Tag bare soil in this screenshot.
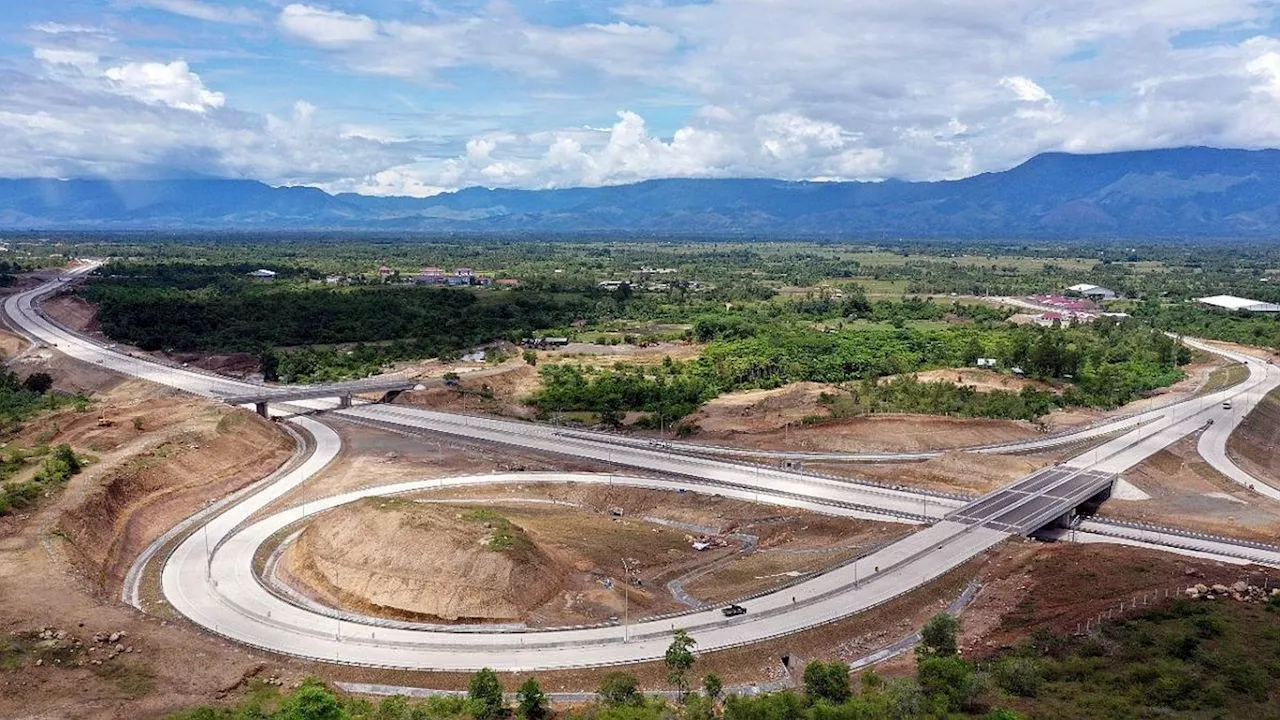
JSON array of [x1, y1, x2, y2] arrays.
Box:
[[892, 368, 1059, 394], [1103, 436, 1280, 542], [280, 482, 908, 627], [1227, 386, 1280, 491], [282, 499, 576, 624], [397, 361, 542, 419], [0, 393, 301, 719], [43, 294, 100, 335], [960, 541, 1277, 657], [824, 452, 1048, 495]]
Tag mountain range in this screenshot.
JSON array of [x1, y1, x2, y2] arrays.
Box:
[[3, 147, 1280, 238]]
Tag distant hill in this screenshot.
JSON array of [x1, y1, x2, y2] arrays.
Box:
[[4, 147, 1280, 237]]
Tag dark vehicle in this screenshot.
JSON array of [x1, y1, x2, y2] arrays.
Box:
[[722, 604, 747, 617]]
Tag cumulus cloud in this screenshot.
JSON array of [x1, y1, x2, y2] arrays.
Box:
[[103, 61, 226, 113], [11, 0, 1280, 192]]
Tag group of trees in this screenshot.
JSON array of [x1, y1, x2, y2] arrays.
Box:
[[0, 443, 84, 516], [531, 317, 1190, 425]]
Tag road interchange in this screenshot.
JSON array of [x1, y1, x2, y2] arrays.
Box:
[[4, 267, 1279, 671]]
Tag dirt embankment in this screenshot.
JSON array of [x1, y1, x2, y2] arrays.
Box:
[[398, 361, 542, 419], [55, 404, 292, 594], [1227, 386, 1280, 490], [1103, 434, 1280, 542], [962, 541, 1277, 657], [282, 499, 567, 623]]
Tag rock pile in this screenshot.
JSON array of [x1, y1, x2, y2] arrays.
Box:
[[12, 626, 142, 668], [1183, 581, 1280, 603]]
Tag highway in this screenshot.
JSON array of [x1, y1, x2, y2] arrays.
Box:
[[4, 268, 1279, 671]]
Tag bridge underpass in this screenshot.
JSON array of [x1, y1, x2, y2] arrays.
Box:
[[224, 378, 421, 417], [947, 466, 1117, 535]]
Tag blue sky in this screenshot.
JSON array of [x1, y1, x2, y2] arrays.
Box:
[[3, 0, 1280, 195]]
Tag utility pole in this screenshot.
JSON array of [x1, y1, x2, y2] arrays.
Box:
[[622, 558, 630, 643]]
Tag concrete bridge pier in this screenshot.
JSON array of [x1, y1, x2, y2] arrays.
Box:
[[254, 401, 269, 418], [338, 394, 352, 409], [381, 389, 404, 404]]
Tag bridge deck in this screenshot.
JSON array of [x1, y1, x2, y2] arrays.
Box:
[[223, 378, 419, 406], [947, 466, 1115, 535]]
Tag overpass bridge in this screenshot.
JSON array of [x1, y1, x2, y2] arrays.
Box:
[[947, 466, 1116, 535], [224, 378, 422, 417]]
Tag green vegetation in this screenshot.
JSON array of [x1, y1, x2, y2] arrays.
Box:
[[468, 668, 505, 720], [462, 509, 532, 553], [168, 596, 1280, 719], [516, 678, 549, 720], [0, 369, 89, 517], [531, 317, 1189, 424], [81, 264, 598, 382], [666, 630, 698, 698], [0, 443, 88, 516], [50, 237, 1274, 409], [1134, 301, 1280, 351]]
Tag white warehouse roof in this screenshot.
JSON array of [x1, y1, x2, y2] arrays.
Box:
[[1197, 295, 1280, 312]]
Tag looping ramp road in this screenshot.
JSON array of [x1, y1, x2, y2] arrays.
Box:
[[5, 265, 1279, 671]]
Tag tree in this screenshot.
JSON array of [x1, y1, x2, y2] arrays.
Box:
[[52, 444, 81, 474], [918, 613, 960, 658], [468, 668, 505, 720], [917, 655, 981, 714], [598, 671, 642, 706], [666, 629, 698, 698], [523, 349, 538, 366], [258, 349, 280, 382], [802, 660, 852, 704], [278, 680, 347, 720], [516, 677, 548, 720], [22, 372, 53, 394], [703, 674, 724, 702], [992, 656, 1043, 697]]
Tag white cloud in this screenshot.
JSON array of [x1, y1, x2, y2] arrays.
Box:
[[1000, 76, 1053, 103], [103, 61, 226, 113], [279, 4, 377, 47], [29, 22, 109, 35], [12, 0, 1280, 192], [129, 0, 258, 25], [33, 48, 100, 70]]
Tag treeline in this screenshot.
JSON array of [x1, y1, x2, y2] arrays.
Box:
[[83, 281, 596, 355], [820, 378, 1060, 422], [530, 319, 1188, 424], [1134, 302, 1280, 351], [170, 597, 1280, 719]]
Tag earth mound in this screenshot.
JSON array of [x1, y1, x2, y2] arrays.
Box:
[[281, 499, 567, 623]]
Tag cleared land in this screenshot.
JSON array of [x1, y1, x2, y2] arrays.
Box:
[[280, 489, 908, 627], [1105, 436, 1280, 542], [1227, 386, 1280, 491]]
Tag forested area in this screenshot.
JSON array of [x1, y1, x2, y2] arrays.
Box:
[[82, 269, 599, 381], [1133, 302, 1280, 351], [530, 318, 1189, 424]]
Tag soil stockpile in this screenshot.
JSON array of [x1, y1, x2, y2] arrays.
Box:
[[282, 499, 566, 623]]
